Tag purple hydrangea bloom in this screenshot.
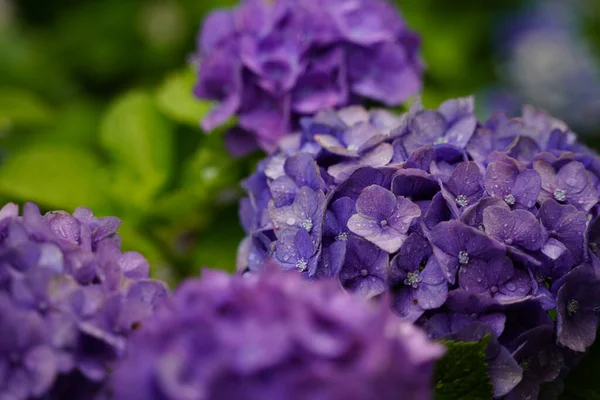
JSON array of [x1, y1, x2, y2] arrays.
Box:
[[439, 161, 485, 216], [534, 158, 598, 212], [399, 97, 477, 157], [347, 185, 420, 253], [238, 98, 600, 397], [110, 268, 444, 400], [505, 326, 564, 400], [0, 202, 168, 399], [194, 0, 422, 153], [485, 153, 541, 209], [553, 265, 600, 352], [389, 232, 447, 322]]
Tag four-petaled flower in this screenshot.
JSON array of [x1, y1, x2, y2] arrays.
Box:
[[347, 185, 420, 253]]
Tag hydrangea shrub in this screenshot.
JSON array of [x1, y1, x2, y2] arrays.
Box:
[[0, 203, 168, 399], [193, 0, 422, 153], [237, 97, 600, 398], [111, 267, 444, 400]]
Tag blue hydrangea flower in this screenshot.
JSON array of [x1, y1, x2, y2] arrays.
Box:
[[194, 0, 422, 154], [238, 98, 600, 397], [0, 203, 168, 399], [110, 268, 444, 400]]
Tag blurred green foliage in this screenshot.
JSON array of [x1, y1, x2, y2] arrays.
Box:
[[0, 0, 524, 281], [0, 0, 247, 282]]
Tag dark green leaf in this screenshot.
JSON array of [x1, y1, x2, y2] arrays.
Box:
[[560, 335, 600, 399], [434, 336, 494, 400]]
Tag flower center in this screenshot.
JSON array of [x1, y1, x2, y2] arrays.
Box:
[[433, 137, 448, 145], [591, 242, 599, 253], [504, 194, 516, 205], [404, 271, 422, 289], [553, 188, 567, 202], [336, 232, 348, 241], [296, 259, 308, 272], [520, 358, 532, 371], [455, 194, 469, 207], [567, 299, 579, 315], [380, 220, 388, 227], [360, 269, 369, 277], [458, 251, 470, 265], [300, 219, 313, 231]]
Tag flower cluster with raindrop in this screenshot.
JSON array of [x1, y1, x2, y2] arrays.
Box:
[[238, 96, 600, 398]]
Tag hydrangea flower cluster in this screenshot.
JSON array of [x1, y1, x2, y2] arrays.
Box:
[[238, 97, 600, 398], [111, 267, 444, 400], [0, 203, 168, 399], [194, 0, 422, 154]]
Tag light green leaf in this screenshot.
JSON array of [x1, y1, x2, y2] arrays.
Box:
[[0, 143, 111, 212], [434, 336, 493, 400], [0, 87, 53, 127], [152, 133, 241, 221], [100, 91, 173, 210], [155, 67, 211, 126]]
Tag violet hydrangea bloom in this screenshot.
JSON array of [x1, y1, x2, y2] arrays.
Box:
[[238, 98, 600, 397], [110, 268, 444, 400], [0, 202, 168, 399], [388, 232, 447, 322], [553, 265, 600, 352], [194, 0, 422, 153], [347, 185, 420, 253]]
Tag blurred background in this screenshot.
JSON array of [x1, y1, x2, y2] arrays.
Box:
[[1, 0, 600, 283]]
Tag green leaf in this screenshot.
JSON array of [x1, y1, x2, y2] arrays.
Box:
[[560, 335, 600, 399], [100, 91, 174, 211], [434, 336, 494, 400], [0, 87, 53, 127], [0, 143, 111, 212], [152, 132, 241, 221], [155, 67, 211, 126], [191, 204, 245, 274]]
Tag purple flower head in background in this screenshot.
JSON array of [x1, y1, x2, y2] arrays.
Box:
[[238, 97, 600, 397], [489, 1, 600, 134], [194, 0, 422, 154], [110, 268, 444, 400], [0, 203, 168, 399]]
